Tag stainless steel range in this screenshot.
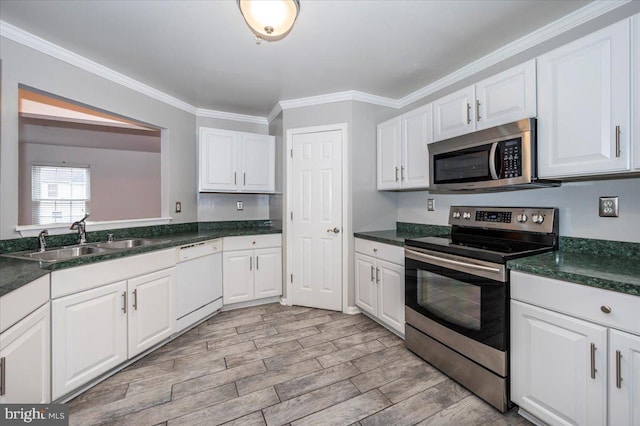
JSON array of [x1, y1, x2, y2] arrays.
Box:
[[404, 206, 559, 412]]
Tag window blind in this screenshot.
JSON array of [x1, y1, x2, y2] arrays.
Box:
[[32, 165, 90, 225]]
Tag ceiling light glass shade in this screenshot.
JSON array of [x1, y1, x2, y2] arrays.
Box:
[[238, 0, 300, 42]]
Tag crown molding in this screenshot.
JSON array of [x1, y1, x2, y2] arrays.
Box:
[[397, 0, 631, 108], [195, 108, 268, 125], [1, 0, 631, 125], [0, 21, 198, 115]]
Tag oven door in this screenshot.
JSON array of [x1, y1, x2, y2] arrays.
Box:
[[405, 247, 507, 351]]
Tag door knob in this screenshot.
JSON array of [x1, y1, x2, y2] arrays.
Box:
[[327, 227, 340, 233]]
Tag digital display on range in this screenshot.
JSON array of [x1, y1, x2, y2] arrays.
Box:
[[475, 211, 512, 223]]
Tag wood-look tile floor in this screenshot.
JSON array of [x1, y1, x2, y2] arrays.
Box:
[[68, 303, 532, 426]]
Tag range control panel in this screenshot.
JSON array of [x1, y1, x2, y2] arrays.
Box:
[[449, 206, 557, 233]]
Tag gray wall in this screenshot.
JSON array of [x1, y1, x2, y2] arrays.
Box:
[[268, 111, 284, 230], [1, 37, 197, 239]]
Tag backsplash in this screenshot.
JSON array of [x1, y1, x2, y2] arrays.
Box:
[[0, 220, 276, 254]]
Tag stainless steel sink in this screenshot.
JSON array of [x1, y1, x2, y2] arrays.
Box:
[[94, 238, 165, 249], [3, 245, 114, 262]]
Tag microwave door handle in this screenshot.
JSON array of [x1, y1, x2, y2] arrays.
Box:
[[489, 142, 500, 180]]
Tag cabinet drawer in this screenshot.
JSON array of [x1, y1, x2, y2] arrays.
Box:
[[223, 234, 281, 251], [355, 238, 404, 265], [511, 271, 640, 335], [0, 275, 50, 334], [51, 249, 176, 298]]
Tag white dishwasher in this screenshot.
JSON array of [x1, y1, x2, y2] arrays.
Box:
[[175, 239, 222, 332]]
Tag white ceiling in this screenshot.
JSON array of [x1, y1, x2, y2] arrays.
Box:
[[0, 0, 592, 117]]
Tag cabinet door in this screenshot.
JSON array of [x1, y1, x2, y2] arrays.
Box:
[[609, 329, 640, 426], [241, 133, 275, 193], [254, 248, 282, 299], [0, 304, 50, 403], [127, 268, 176, 358], [199, 127, 239, 192], [52, 281, 127, 400], [377, 117, 402, 190], [402, 104, 432, 189], [223, 250, 254, 304], [354, 253, 377, 316], [511, 300, 607, 426], [377, 259, 404, 335], [433, 86, 475, 141], [475, 60, 536, 130], [537, 20, 631, 178]]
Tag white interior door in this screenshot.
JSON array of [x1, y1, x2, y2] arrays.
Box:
[[290, 129, 343, 311]]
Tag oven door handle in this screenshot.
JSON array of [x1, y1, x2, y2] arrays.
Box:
[[405, 249, 504, 276]]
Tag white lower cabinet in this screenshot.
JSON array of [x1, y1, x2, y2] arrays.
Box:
[[52, 281, 128, 400], [52, 260, 176, 401], [354, 238, 404, 335], [0, 303, 50, 403], [222, 235, 282, 305], [511, 271, 640, 426]]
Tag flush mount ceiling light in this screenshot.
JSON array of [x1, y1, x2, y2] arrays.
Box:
[[237, 0, 300, 44]]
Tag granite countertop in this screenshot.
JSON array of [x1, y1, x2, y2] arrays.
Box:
[[508, 250, 640, 297], [354, 223, 450, 247], [0, 225, 282, 298]]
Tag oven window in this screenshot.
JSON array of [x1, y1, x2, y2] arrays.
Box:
[[417, 270, 481, 330]]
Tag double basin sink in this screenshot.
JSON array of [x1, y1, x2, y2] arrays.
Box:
[[3, 238, 168, 263]]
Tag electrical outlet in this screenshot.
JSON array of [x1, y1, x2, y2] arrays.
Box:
[[599, 196, 619, 217], [427, 198, 435, 211], [236, 201, 244, 211], [175, 201, 182, 213]]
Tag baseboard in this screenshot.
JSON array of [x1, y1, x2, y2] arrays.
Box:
[[221, 296, 281, 311], [279, 297, 289, 306], [345, 306, 361, 315], [516, 407, 548, 426]]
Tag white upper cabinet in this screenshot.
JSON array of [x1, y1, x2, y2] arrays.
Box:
[[199, 127, 275, 193], [537, 19, 631, 178], [475, 60, 536, 130], [377, 104, 432, 190], [433, 60, 536, 141], [433, 86, 476, 141]]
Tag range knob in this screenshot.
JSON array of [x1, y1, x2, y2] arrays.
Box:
[[516, 213, 528, 223], [463, 211, 472, 220], [452, 211, 461, 219], [531, 213, 545, 224]]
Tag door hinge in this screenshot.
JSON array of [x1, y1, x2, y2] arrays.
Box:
[[290, 211, 293, 221], [290, 274, 293, 283], [290, 149, 293, 158]]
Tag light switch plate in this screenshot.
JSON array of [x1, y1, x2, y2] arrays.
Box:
[[236, 201, 244, 211], [599, 196, 618, 217], [427, 198, 435, 211], [175, 201, 182, 213]]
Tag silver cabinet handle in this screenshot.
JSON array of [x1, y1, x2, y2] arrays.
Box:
[[250, 257, 253, 271], [615, 125, 621, 158], [133, 289, 138, 311], [327, 227, 340, 233], [122, 291, 127, 314], [234, 172, 237, 185], [243, 172, 246, 186], [375, 267, 380, 283], [0, 356, 5, 396], [256, 255, 259, 270], [401, 166, 405, 181], [466, 103, 471, 124], [616, 349, 622, 389], [590, 343, 597, 379], [600, 305, 612, 314], [476, 99, 481, 122], [395, 166, 399, 182], [370, 265, 375, 281]]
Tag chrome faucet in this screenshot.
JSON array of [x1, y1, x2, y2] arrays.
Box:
[[70, 213, 89, 244], [38, 229, 49, 252]]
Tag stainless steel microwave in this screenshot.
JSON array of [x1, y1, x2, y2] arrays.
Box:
[[429, 118, 559, 192]]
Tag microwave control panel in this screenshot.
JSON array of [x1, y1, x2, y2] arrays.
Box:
[[500, 139, 522, 179]]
